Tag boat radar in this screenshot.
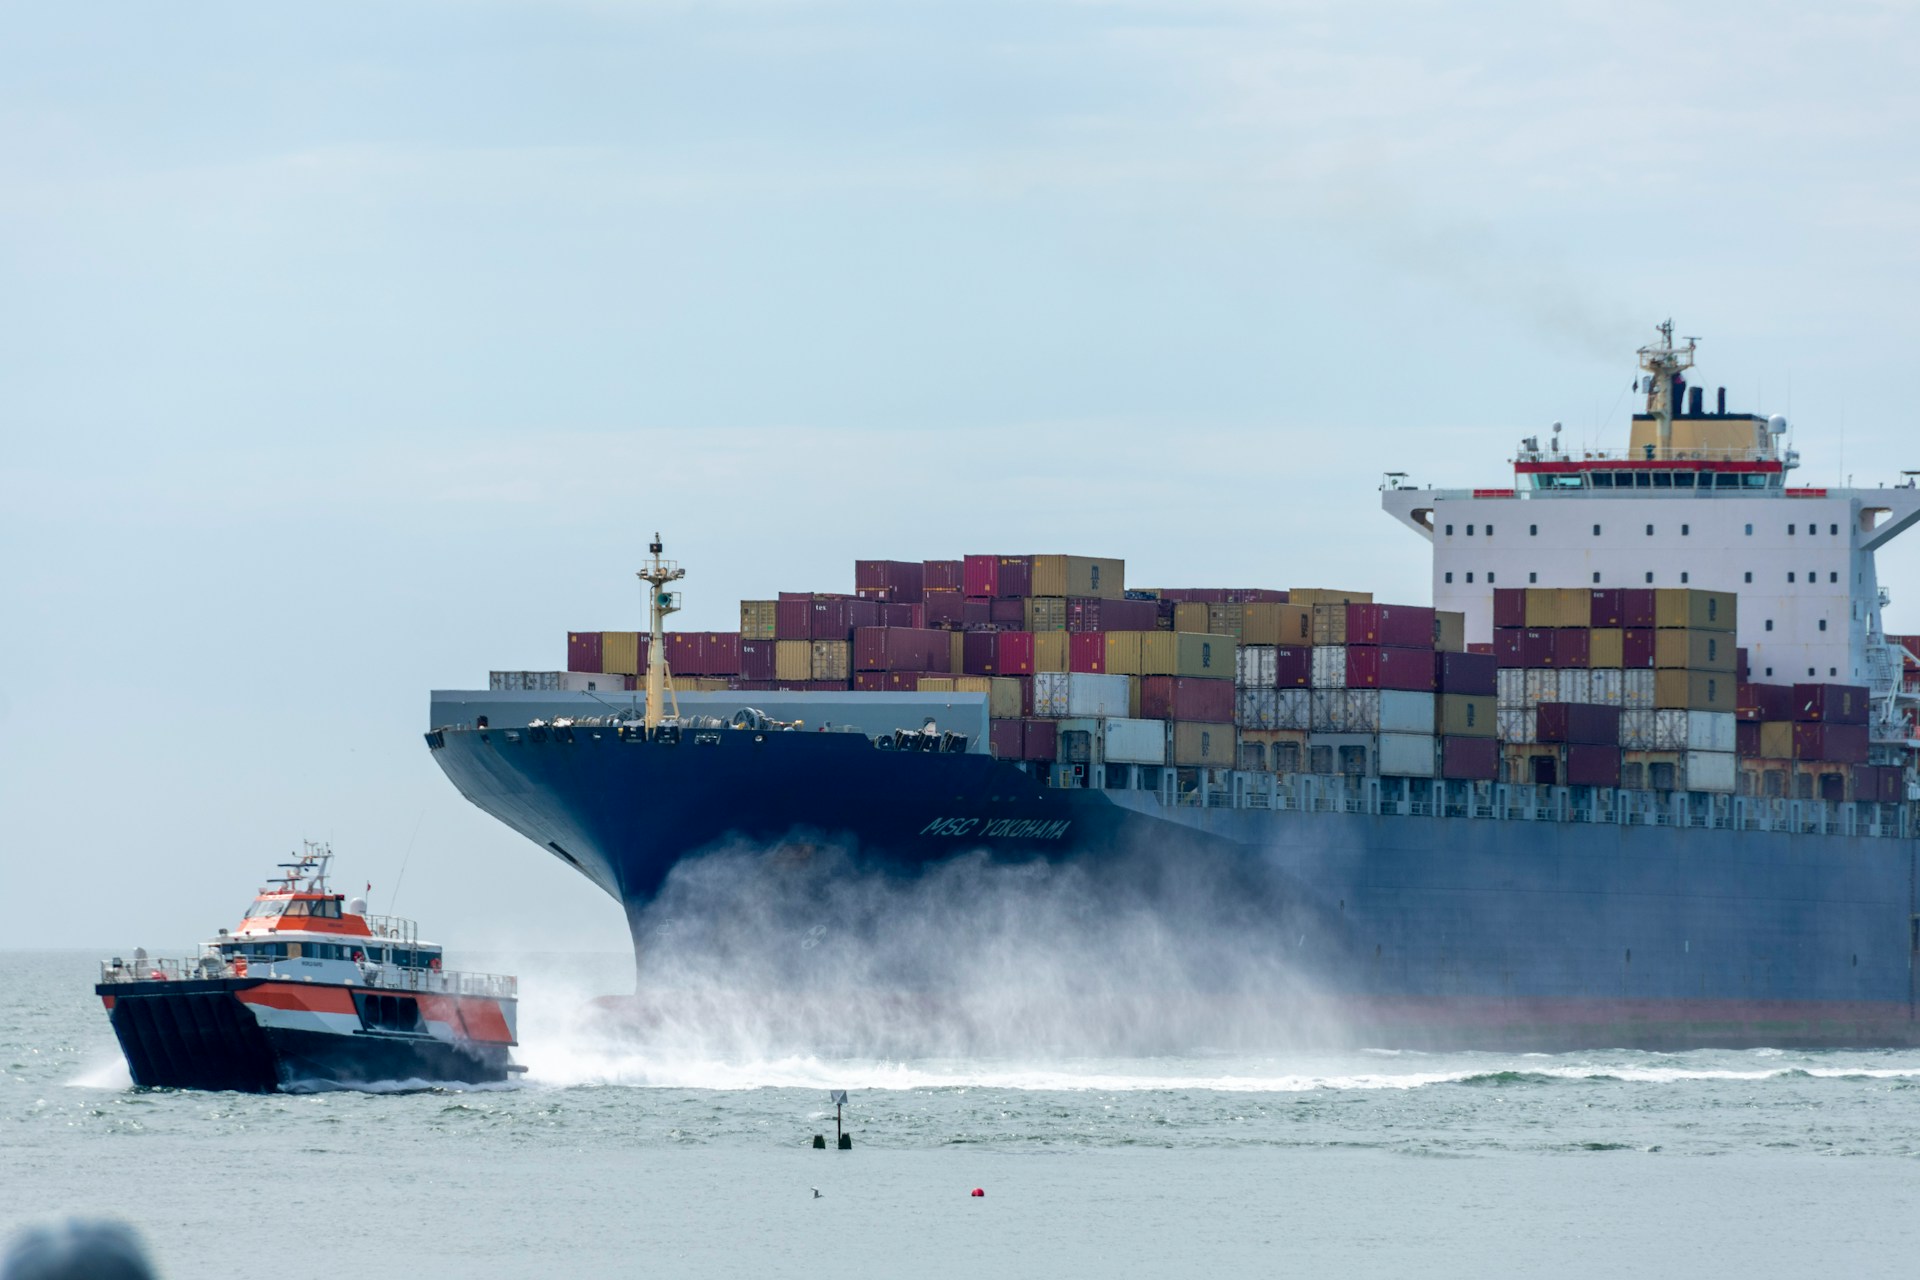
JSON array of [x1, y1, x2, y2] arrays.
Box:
[[638, 533, 685, 731]]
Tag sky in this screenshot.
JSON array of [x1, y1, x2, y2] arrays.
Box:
[[4, 0, 1920, 952]]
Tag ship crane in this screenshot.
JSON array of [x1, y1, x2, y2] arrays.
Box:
[[637, 534, 686, 731]]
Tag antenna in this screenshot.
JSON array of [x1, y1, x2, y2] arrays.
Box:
[[1636, 319, 1696, 460], [636, 533, 687, 731]]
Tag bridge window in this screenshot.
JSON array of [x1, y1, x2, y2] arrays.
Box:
[[1444, 572, 1453, 583], [1592, 572, 1600, 584], [1486, 524, 1494, 536], [1529, 524, 1537, 536], [1675, 472, 1696, 488], [1644, 572, 1653, 583], [1646, 523, 1654, 536], [1528, 572, 1538, 583], [1466, 573, 1475, 583], [1819, 620, 1828, 631], [1467, 524, 1475, 535], [1445, 524, 1454, 536], [1766, 620, 1774, 631], [1651, 472, 1673, 488], [1744, 572, 1752, 583], [1745, 523, 1753, 535], [1788, 573, 1795, 583], [1682, 524, 1690, 535], [1487, 572, 1496, 583], [1830, 523, 1839, 535], [1681, 573, 1690, 583], [1830, 572, 1838, 583], [1789, 524, 1796, 535], [1593, 524, 1602, 536]]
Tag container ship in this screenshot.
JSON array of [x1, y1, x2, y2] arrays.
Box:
[[426, 325, 1920, 1049]]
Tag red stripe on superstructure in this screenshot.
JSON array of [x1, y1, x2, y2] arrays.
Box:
[[1786, 488, 1829, 497], [1514, 459, 1782, 474], [1471, 488, 1516, 498], [237, 984, 358, 1016]]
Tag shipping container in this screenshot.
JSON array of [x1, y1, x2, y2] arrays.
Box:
[[1376, 690, 1437, 735], [1068, 597, 1159, 633], [989, 719, 1024, 760], [1525, 587, 1591, 629], [1493, 588, 1527, 629], [1441, 735, 1499, 780], [1793, 722, 1870, 763], [1588, 628, 1624, 668], [1170, 721, 1235, 767], [1736, 720, 1761, 756], [1654, 670, 1735, 712], [923, 559, 964, 591], [1021, 719, 1059, 762], [1497, 708, 1537, 744], [1031, 555, 1124, 600], [1434, 611, 1466, 653], [1681, 750, 1738, 793], [1622, 629, 1655, 668], [1619, 710, 1658, 750], [774, 640, 813, 682], [1377, 732, 1437, 777], [1311, 646, 1347, 689], [1032, 631, 1070, 673], [1174, 601, 1213, 634], [1031, 671, 1131, 719], [1435, 651, 1497, 696], [1794, 682, 1870, 725], [989, 598, 1026, 626], [1654, 588, 1737, 633], [740, 639, 778, 681], [810, 640, 852, 682], [1310, 603, 1349, 646], [853, 626, 952, 673], [1345, 645, 1436, 691], [1437, 693, 1495, 737], [1237, 645, 1276, 689], [1346, 603, 1436, 649], [1535, 702, 1621, 746], [1554, 669, 1593, 704], [489, 670, 627, 693], [1565, 743, 1622, 788], [1739, 681, 1798, 722], [568, 631, 604, 674], [739, 601, 778, 640], [1107, 631, 1234, 678], [1239, 688, 1313, 730], [1588, 589, 1624, 628], [1759, 721, 1795, 759], [1104, 718, 1168, 765], [855, 560, 925, 602], [1069, 632, 1107, 673], [1290, 588, 1373, 607], [1551, 629, 1590, 669], [1246, 603, 1314, 646], [667, 631, 743, 676], [1025, 597, 1067, 632], [1653, 629, 1736, 672], [1621, 588, 1657, 628], [920, 675, 1027, 718], [1622, 669, 1657, 709], [922, 588, 965, 629], [600, 631, 645, 676], [1585, 668, 1624, 707], [962, 554, 1032, 599]]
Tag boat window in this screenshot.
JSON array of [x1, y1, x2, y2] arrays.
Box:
[[246, 899, 287, 918], [1651, 472, 1672, 488], [1746, 474, 1768, 487], [1717, 473, 1742, 489], [1590, 472, 1612, 488], [1674, 472, 1695, 488], [283, 900, 311, 916], [1633, 471, 1651, 487], [311, 899, 341, 919]]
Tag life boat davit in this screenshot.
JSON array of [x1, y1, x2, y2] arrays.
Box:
[[95, 842, 522, 1092]]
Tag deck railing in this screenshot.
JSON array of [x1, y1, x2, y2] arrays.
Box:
[[97, 954, 517, 999]]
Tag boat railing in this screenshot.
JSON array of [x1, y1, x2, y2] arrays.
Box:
[[98, 955, 517, 999], [363, 914, 420, 945]]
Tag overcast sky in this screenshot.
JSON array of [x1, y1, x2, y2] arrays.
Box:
[[5, 0, 1919, 953]]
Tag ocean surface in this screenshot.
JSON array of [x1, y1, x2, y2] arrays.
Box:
[[8, 947, 1920, 1278]]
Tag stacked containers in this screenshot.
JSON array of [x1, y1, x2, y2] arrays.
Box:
[[1303, 601, 1439, 777]]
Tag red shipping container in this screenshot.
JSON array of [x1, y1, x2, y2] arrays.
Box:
[[1493, 629, 1527, 667], [667, 632, 741, 676], [960, 600, 995, 630], [1435, 651, 1497, 696], [809, 597, 885, 638], [1621, 589, 1657, 628], [778, 591, 813, 602], [1345, 645, 1435, 691], [1794, 722, 1869, 762], [1551, 629, 1590, 669], [1466, 642, 1495, 656], [1067, 597, 1160, 633], [1522, 630, 1555, 667], [874, 602, 918, 628], [1737, 681, 1797, 722], [1564, 743, 1622, 787], [1441, 736, 1499, 780], [1736, 721, 1762, 755], [853, 626, 952, 672], [1535, 702, 1620, 745], [963, 631, 1036, 675], [1794, 683, 1869, 725], [1882, 768, 1908, 804], [1492, 588, 1527, 630], [990, 598, 1026, 626], [775, 599, 813, 640], [855, 560, 925, 602], [989, 719, 1024, 759], [1274, 646, 1313, 688], [963, 554, 1033, 599], [1069, 632, 1108, 673], [853, 672, 888, 692], [1021, 719, 1059, 762], [923, 559, 964, 591], [1589, 589, 1624, 628], [923, 588, 965, 628], [739, 640, 778, 680], [1347, 603, 1436, 649], [568, 631, 603, 673], [1139, 676, 1235, 722], [1622, 629, 1655, 667]]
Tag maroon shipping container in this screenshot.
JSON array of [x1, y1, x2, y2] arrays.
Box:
[[1492, 588, 1527, 630], [1345, 645, 1436, 691], [775, 599, 812, 640], [1139, 676, 1235, 722], [989, 719, 1024, 760], [1535, 702, 1620, 746], [990, 598, 1026, 626], [1794, 682, 1870, 725], [778, 591, 813, 602], [1736, 721, 1762, 756], [923, 559, 964, 591], [852, 672, 888, 692], [923, 587, 965, 628], [1622, 629, 1655, 667], [1621, 589, 1657, 628], [739, 639, 778, 681], [855, 560, 925, 603], [667, 632, 742, 676], [1069, 632, 1108, 673], [963, 554, 1033, 599], [807, 597, 884, 639], [875, 602, 919, 628], [1551, 629, 1590, 669], [730, 679, 777, 691], [1493, 629, 1526, 667], [1346, 603, 1436, 649], [568, 631, 603, 674], [1466, 642, 1495, 656], [1747, 682, 1796, 721], [1067, 597, 1159, 633], [1441, 736, 1499, 781], [1522, 630, 1555, 667], [1274, 646, 1313, 688], [1021, 719, 1059, 762], [963, 630, 1037, 676], [1589, 589, 1624, 628], [1794, 722, 1869, 763], [960, 599, 995, 630], [1564, 743, 1622, 788], [853, 626, 952, 672], [1435, 651, 1497, 696], [1880, 768, 1908, 804]]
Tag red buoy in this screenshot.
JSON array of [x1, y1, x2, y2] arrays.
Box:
[[970, 1188, 984, 1198]]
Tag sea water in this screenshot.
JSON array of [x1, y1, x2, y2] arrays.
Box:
[[7, 948, 1920, 1278]]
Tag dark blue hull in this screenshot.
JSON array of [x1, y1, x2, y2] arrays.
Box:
[[426, 724, 1920, 1049]]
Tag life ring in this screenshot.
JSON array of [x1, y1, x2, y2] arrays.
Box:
[[351, 950, 365, 964], [232, 958, 248, 978], [429, 957, 442, 973]]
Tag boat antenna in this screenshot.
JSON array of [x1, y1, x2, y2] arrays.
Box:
[[1636, 319, 1696, 460], [637, 533, 686, 731]]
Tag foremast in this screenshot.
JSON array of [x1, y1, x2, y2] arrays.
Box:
[[638, 533, 685, 730]]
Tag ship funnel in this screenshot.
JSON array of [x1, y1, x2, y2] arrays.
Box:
[[1717, 386, 1727, 414], [1688, 386, 1703, 416]]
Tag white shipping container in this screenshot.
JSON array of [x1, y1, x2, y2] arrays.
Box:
[[1275, 688, 1313, 730], [1236, 646, 1277, 690], [1103, 718, 1168, 765], [1311, 647, 1347, 690], [1497, 668, 1528, 709], [1379, 691, 1437, 735], [1620, 709, 1659, 750], [1683, 711, 1737, 753], [1681, 750, 1737, 793], [1555, 670, 1592, 704], [1497, 708, 1537, 744], [1588, 669, 1624, 707], [490, 670, 623, 693], [1236, 688, 1277, 729], [1622, 669, 1657, 710], [1312, 689, 1379, 732], [1378, 732, 1437, 778], [1524, 670, 1560, 708], [1032, 672, 1131, 719]]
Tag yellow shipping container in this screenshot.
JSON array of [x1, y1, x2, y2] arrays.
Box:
[[1525, 588, 1591, 628], [949, 631, 965, 674], [775, 640, 814, 682], [1033, 631, 1071, 673], [1244, 603, 1313, 646], [1106, 631, 1145, 675], [1759, 721, 1794, 759], [1291, 588, 1373, 607], [951, 675, 1024, 718], [1170, 721, 1236, 767], [1138, 631, 1236, 678], [1025, 597, 1068, 632], [1437, 694, 1496, 738], [1654, 670, 1735, 712], [1310, 603, 1348, 646], [739, 601, 778, 640], [1128, 675, 1142, 719], [1030, 555, 1125, 600], [1653, 629, 1736, 672], [601, 631, 642, 676], [811, 640, 851, 681], [1173, 602, 1211, 635], [1207, 603, 1252, 638], [917, 676, 955, 693], [1654, 588, 1737, 632], [1589, 628, 1625, 668], [1434, 611, 1466, 653], [674, 677, 728, 691]]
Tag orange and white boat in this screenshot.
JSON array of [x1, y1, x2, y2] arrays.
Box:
[[96, 843, 521, 1091]]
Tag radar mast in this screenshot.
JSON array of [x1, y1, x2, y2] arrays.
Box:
[[1637, 319, 1697, 460], [637, 534, 685, 730]]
